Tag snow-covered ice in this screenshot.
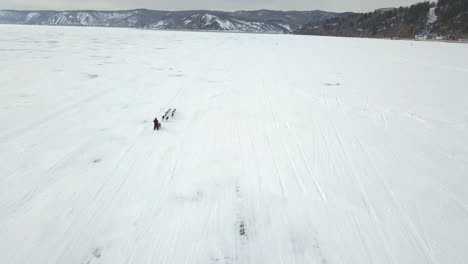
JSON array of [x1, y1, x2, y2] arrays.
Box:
[[0, 25, 468, 264]]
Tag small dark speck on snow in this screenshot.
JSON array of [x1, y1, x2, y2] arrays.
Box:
[[92, 248, 102, 258], [239, 221, 247, 236]]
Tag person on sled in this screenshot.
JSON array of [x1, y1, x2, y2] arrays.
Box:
[[153, 117, 161, 130]]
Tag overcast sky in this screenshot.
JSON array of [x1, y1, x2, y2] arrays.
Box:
[[1, 0, 425, 13]]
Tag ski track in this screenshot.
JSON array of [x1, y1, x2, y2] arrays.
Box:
[[285, 122, 327, 201], [0, 25, 468, 264]]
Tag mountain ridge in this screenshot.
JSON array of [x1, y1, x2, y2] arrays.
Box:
[[0, 9, 351, 33]]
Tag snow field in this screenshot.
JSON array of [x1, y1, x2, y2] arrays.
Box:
[[0, 25, 468, 264]]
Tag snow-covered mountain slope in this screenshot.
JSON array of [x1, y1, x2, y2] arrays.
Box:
[[427, 6, 438, 24], [1, 25, 468, 263], [0, 9, 347, 33]]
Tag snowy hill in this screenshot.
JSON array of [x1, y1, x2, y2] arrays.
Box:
[[1, 25, 468, 263], [0, 9, 348, 33], [427, 7, 437, 24]]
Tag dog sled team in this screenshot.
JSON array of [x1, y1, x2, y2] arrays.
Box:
[[153, 108, 176, 131]]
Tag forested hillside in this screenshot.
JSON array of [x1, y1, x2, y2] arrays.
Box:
[[295, 1, 468, 38]]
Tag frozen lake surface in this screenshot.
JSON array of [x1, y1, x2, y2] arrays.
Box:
[[0, 25, 468, 264]]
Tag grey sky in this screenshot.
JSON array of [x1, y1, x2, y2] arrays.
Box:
[[1, 0, 425, 13]]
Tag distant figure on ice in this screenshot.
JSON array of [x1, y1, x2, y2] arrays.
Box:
[[171, 108, 176, 117], [153, 117, 161, 130]]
